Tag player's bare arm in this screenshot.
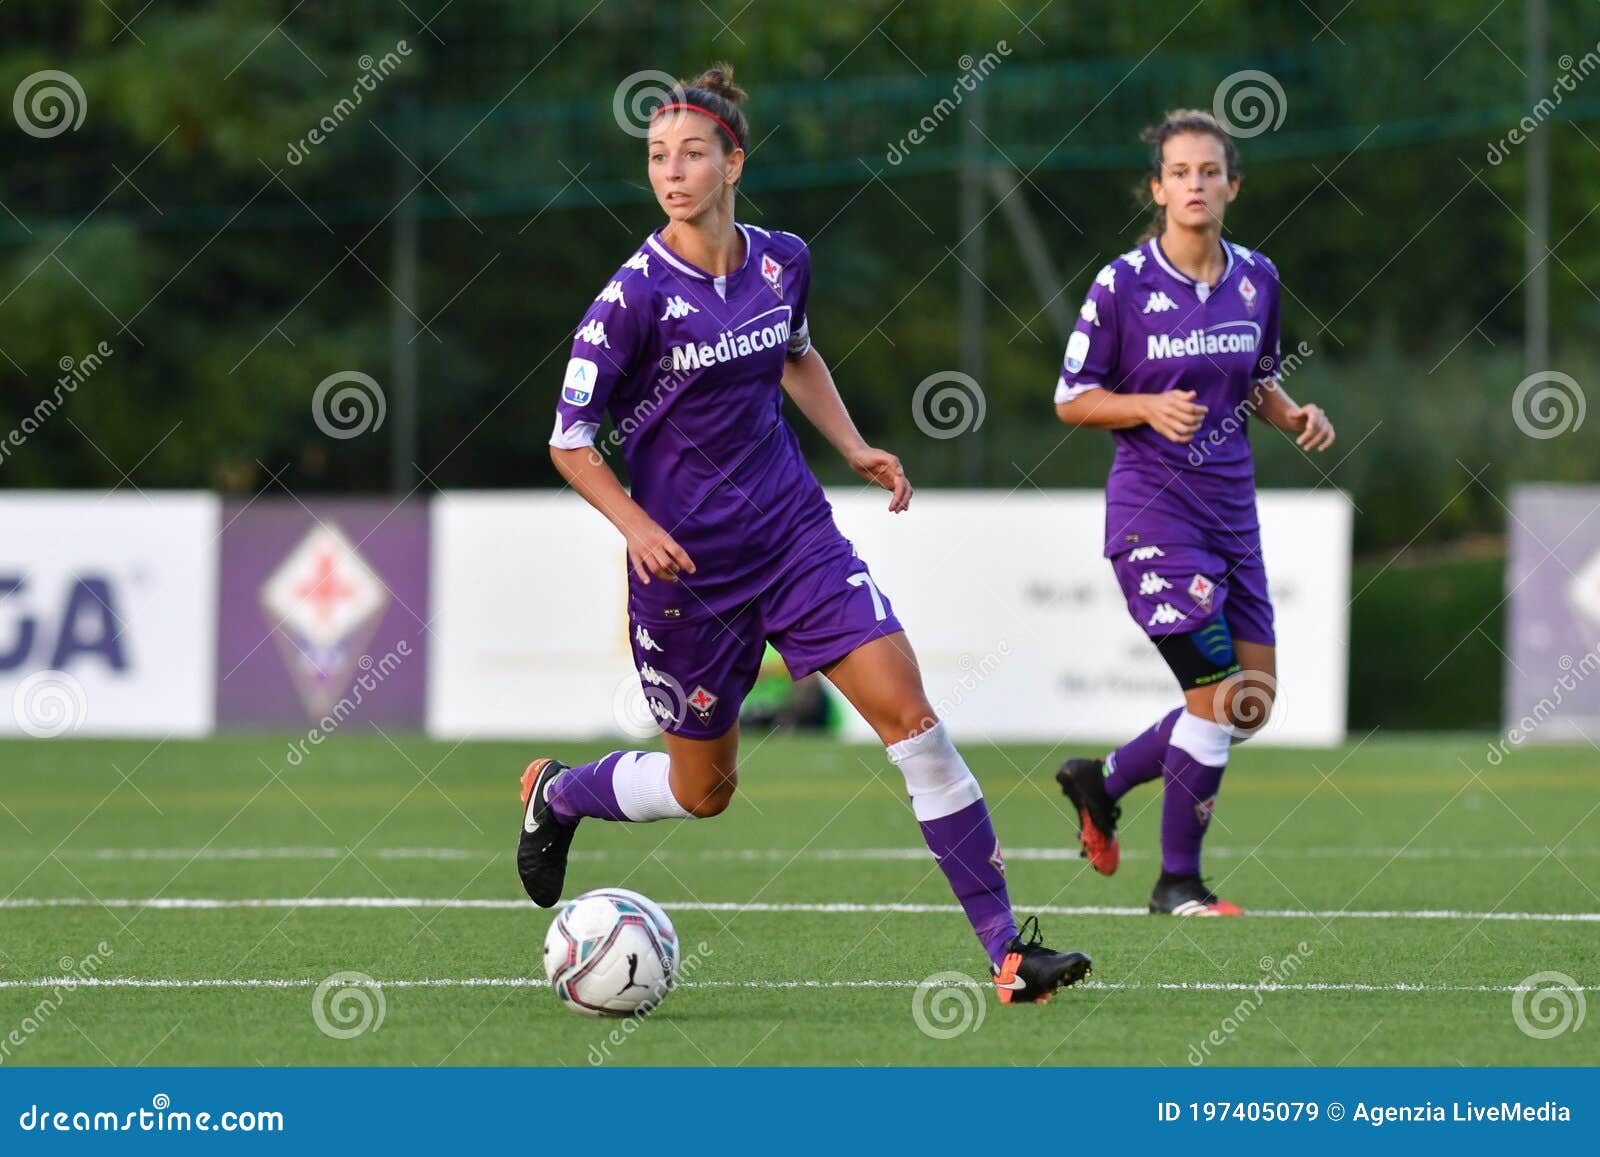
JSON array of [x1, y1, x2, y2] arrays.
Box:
[[1251, 378, 1335, 450], [550, 445, 696, 583], [1056, 387, 1207, 444], [781, 346, 912, 512]]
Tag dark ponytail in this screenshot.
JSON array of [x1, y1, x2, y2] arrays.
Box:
[[1136, 108, 1240, 242]]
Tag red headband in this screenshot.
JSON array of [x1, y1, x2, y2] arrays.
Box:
[[650, 102, 743, 150]]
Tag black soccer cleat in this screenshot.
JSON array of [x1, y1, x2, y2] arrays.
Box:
[[1055, 757, 1121, 875], [518, 757, 578, 907], [1148, 872, 1243, 917], [991, 916, 1093, 1004]]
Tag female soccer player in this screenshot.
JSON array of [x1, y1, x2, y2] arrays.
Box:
[[521, 64, 1090, 1002], [1050, 109, 1335, 916]]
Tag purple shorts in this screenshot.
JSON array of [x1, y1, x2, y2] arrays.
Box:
[[1110, 537, 1275, 646], [627, 529, 903, 739]]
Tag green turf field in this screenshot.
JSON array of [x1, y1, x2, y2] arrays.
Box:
[[0, 733, 1594, 1067]]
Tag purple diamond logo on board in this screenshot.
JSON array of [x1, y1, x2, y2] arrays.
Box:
[[259, 523, 388, 719]]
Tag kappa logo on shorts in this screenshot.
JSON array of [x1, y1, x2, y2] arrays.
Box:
[[634, 625, 663, 653], [1194, 795, 1217, 826], [686, 685, 719, 724], [1138, 571, 1172, 596], [1147, 602, 1183, 627], [1127, 545, 1166, 562], [1188, 574, 1216, 605]]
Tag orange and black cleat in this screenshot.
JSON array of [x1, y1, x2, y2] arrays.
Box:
[[517, 758, 576, 908], [1055, 757, 1121, 875], [1149, 873, 1243, 917], [991, 916, 1093, 1004]]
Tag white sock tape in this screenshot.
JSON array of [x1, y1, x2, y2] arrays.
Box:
[[886, 721, 983, 822], [1169, 711, 1232, 768]]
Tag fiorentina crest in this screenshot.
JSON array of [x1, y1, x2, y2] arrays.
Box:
[[259, 523, 389, 720], [1194, 795, 1217, 826], [760, 253, 783, 297]]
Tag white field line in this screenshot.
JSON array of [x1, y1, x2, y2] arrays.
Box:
[[1, 977, 1597, 993], [6, 845, 1599, 863], [2, 897, 1597, 921]]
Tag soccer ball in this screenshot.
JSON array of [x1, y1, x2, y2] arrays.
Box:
[[543, 887, 678, 1017]]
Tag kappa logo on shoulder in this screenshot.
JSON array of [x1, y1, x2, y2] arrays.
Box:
[[1079, 298, 1100, 327], [595, 280, 627, 308], [659, 295, 700, 321], [575, 319, 610, 348], [1143, 291, 1178, 314], [1095, 264, 1116, 293], [623, 252, 650, 276]]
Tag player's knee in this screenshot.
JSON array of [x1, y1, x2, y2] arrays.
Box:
[[877, 700, 940, 747], [1221, 679, 1275, 734], [676, 765, 738, 818]]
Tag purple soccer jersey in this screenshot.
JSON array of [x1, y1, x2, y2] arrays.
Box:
[[552, 224, 904, 735], [1057, 237, 1282, 558], [1058, 237, 1282, 642], [552, 224, 832, 625]]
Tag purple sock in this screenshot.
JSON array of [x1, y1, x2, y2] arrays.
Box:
[[918, 799, 1018, 967], [1103, 707, 1181, 801], [546, 751, 630, 823], [1160, 746, 1226, 876]]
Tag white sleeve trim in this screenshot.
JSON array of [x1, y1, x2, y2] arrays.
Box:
[[1054, 379, 1103, 404], [549, 414, 600, 450], [786, 316, 812, 360]]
